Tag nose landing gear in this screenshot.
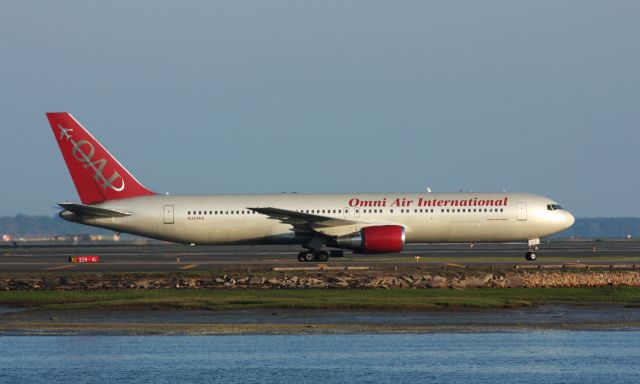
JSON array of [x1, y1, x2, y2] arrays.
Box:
[[525, 238, 540, 261]]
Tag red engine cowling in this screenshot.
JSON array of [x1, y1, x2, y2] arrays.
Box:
[[334, 225, 405, 253]]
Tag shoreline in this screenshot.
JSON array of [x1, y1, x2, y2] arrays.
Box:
[[2, 269, 640, 291], [2, 304, 640, 335]]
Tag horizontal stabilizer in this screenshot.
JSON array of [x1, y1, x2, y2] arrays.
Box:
[[59, 202, 131, 218]]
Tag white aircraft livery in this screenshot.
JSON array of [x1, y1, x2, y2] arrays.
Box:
[[47, 112, 575, 262]]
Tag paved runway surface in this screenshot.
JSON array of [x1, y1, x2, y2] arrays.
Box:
[[2, 240, 640, 273]]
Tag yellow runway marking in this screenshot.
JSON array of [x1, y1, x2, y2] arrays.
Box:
[[45, 264, 77, 270], [179, 264, 198, 270]]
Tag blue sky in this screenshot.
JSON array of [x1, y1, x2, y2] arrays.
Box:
[[1, 1, 638, 217]]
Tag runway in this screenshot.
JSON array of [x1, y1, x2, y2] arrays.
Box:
[[2, 240, 640, 273]]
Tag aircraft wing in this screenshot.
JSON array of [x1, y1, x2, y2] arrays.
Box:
[[248, 207, 370, 237]]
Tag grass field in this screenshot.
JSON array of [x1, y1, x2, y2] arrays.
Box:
[[1, 287, 640, 311]]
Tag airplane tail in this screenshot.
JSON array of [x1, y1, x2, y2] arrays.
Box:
[[46, 112, 155, 205]]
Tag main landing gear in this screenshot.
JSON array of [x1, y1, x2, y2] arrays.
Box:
[[525, 238, 540, 261], [297, 250, 330, 262]]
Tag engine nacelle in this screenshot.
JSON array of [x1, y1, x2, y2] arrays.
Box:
[[334, 225, 405, 253]]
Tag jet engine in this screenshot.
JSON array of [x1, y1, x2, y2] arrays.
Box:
[[333, 225, 405, 253]]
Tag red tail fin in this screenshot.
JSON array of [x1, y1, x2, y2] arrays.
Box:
[[47, 112, 155, 204]]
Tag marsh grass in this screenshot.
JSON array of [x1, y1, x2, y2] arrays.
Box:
[[1, 286, 639, 311]]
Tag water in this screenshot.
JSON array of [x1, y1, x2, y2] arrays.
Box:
[[1, 332, 639, 384]]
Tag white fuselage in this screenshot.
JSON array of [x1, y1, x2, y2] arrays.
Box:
[[67, 192, 575, 246]]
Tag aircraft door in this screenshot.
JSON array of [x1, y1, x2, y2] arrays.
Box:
[[163, 205, 174, 224], [517, 202, 527, 221], [343, 207, 350, 218]]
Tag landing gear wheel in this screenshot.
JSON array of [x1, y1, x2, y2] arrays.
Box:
[[525, 251, 537, 261], [316, 251, 329, 262], [297, 252, 306, 262], [303, 252, 316, 262]]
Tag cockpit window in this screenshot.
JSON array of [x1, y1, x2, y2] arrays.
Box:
[[547, 204, 563, 211]]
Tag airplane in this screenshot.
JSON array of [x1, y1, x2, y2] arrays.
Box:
[[46, 112, 575, 262]]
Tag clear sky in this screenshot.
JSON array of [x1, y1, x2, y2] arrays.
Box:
[[1, 1, 638, 217]]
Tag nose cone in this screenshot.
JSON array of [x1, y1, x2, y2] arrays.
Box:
[[564, 211, 575, 229]]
